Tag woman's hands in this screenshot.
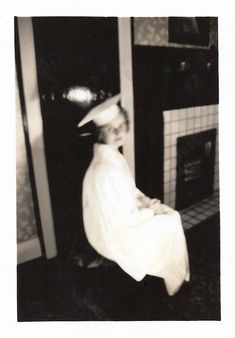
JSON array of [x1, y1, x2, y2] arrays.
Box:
[[151, 202, 173, 215], [137, 192, 173, 215], [137, 194, 159, 209]]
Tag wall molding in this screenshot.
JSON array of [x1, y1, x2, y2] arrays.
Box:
[[17, 18, 57, 259], [118, 17, 135, 178]]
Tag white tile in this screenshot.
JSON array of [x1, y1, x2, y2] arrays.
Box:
[[170, 135, 177, 147], [187, 209, 198, 217], [203, 209, 213, 217], [194, 117, 201, 129], [188, 108, 194, 118], [194, 207, 205, 213], [163, 110, 170, 122], [183, 223, 194, 230], [165, 159, 171, 171], [180, 109, 186, 120], [194, 106, 202, 117], [171, 121, 179, 134], [213, 114, 218, 125], [170, 111, 176, 121], [164, 170, 171, 183], [164, 123, 171, 135], [164, 136, 171, 147], [171, 110, 179, 121], [200, 125, 207, 132], [201, 116, 207, 127], [168, 201, 175, 209], [176, 110, 182, 120], [164, 147, 171, 160], [190, 218, 200, 225], [170, 168, 176, 181], [164, 193, 170, 205], [181, 213, 191, 221], [195, 213, 207, 221], [208, 115, 214, 126], [165, 182, 171, 193], [187, 118, 194, 130], [169, 191, 175, 202], [171, 157, 176, 169], [170, 146, 176, 158], [178, 131, 184, 137], [198, 108, 203, 117], [170, 180, 175, 192], [179, 120, 186, 132]]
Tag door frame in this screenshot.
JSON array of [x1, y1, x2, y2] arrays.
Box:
[[17, 17, 57, 259]]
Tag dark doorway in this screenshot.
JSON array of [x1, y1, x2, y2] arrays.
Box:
[[32, 17, 120, 258], [176, 129, 217, 210]]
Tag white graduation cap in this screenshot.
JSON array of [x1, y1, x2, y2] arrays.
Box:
[[77, 93, 121, 127]]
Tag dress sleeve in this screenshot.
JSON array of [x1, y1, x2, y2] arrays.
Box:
[[135, 187, 161, 207], [93, 165, 154, 230]]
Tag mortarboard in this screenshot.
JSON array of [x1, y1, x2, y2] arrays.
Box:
[[77, 93, 121, 127]]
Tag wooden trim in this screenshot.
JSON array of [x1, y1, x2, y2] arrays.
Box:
[[17, 237, 42, 264], [118, 17, 135, 178], [17, 18, 57, 259]]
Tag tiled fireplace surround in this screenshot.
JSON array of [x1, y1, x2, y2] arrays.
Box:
[[163, 104, 219, 227]]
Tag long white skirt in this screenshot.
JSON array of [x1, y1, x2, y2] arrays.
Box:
[[111, 210, 190, 296]]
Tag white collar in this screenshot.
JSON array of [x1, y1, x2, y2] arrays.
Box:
[[93, 143, 124, 165]]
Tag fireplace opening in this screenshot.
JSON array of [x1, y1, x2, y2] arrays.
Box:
[[176, 128, 216, 210]]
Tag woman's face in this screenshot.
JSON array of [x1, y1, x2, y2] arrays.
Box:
[[98, 112, 128, 148]]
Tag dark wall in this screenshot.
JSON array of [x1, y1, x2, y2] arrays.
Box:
[[32, 17, 120, 257]]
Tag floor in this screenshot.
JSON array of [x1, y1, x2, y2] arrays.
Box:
[[181, 190, 219, 230], [17, 194, 220, 321]]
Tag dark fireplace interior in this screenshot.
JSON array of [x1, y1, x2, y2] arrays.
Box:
[[176, 129, 216, 210]]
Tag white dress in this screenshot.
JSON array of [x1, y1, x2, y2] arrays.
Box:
[[82, 143, 190, 295]]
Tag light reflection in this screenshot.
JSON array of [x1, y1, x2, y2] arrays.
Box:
[[66, 86, 96, 106]]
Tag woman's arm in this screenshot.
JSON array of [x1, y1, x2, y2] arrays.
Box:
[[92, 166, 155, 229], [135, 188, 161, 209]]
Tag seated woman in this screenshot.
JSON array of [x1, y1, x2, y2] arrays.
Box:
[[78, 94, 190, 296]]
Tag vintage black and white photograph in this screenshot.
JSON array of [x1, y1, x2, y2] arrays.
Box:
[[16, 16, 220, 321]]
